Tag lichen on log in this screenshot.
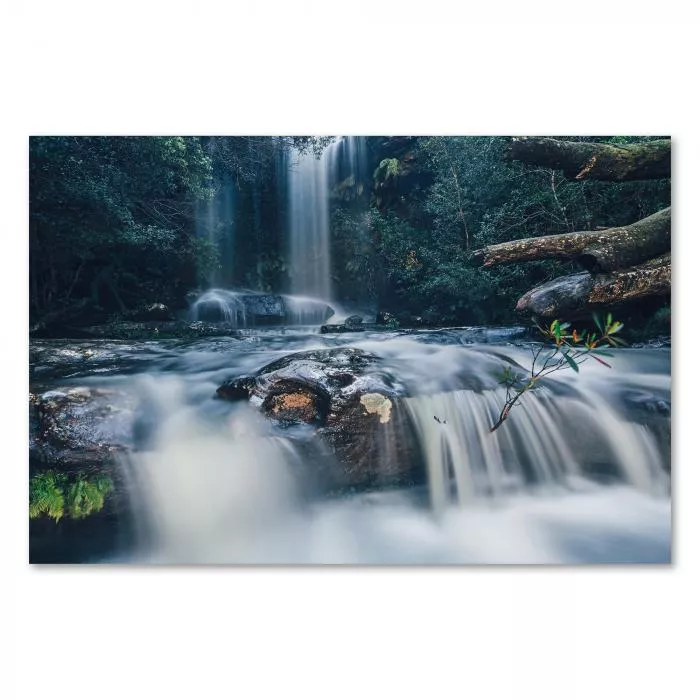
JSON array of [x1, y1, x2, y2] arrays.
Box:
[[469, 207, 670, 273], [515, 254, 671, 317], [505, 137, 671, 181]]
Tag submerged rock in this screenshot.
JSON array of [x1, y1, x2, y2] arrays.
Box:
[[216, 347, 422, 489]]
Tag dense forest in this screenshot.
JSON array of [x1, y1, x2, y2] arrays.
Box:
[[29, 135, 671, 334]]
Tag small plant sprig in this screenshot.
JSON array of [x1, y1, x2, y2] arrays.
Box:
[[490, 313, 627, 432]]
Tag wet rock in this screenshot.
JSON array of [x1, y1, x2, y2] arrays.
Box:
[[622, 389, 671, 418], [319, 315, 388, 334], [216, 347, 422, 489], [320, 323, 350, 334], [344, 314, 364, 330], [264, 388, 324, 424], [194, 292, 286, 324], [75, 320, 243, 340], [241, 294, 286, 320], [30, 386, 136, 471], [359, 393, 393, 423], [123, 302, 174, 322]]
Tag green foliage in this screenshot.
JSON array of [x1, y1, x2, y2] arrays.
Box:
[[374, 158, 401, 182], [491, 315, 627, 431], [330, 207, 380, 303], [366, 136, 670, 325], [30, 135, 671, 331], [30, 136, 217, 317], [29, 472, 66, 522], [66, 474, 114, 519], [29, 471, 114, 522]]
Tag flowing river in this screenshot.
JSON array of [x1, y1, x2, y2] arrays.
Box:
[[29, 326, 671, 564]]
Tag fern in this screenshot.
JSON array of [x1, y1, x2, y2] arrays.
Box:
[[29, 471, 114, 521], [67, 473, 114, 519], [29, 472, 67, 522]]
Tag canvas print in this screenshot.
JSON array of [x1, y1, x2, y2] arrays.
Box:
[[29, 136, 671, 564]]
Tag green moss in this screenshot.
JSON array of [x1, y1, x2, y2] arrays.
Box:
[[30, 471, 114, 522], [373, 158, 401, 183]]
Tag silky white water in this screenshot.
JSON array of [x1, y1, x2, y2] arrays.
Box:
[[121, 378, 670, 564], [102, 331, 671, 564], [287, 136, 367, 299]]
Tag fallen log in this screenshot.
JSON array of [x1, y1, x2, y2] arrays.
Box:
[[505, 137, 671, 181], [469, 207, 670, 273], [515, 254, 671, 318]]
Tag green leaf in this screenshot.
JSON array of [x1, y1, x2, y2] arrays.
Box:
[[563, 352, 579, 372], [592, 313, 604, 334]]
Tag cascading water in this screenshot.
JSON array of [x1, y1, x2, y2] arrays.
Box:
[[188, 138, 374, 329], [287, 145, 332, 299], [188, 288, 334, 327], [189, 288, 250, 326], [38, 329, 665, 565], [287, 136, 367, 300]]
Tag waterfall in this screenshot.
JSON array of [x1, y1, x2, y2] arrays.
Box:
[[288, 145, 332, 299], [92, 335, 670, 564], [189, 288, 249, 326], [287, 136, 367, 300], [404, 382, 670, 514]]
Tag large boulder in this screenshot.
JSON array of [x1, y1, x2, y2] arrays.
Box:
[[29, 385, 138, 562], [216, 348, 422, 489], [192, 291, 286, 325]]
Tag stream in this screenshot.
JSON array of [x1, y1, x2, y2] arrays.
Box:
[[29, 326, 671, 564]]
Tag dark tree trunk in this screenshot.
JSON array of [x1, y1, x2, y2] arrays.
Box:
[[515, 254, 671, 318], [468, 207, 670, 273], [505, 137, 671, 181]]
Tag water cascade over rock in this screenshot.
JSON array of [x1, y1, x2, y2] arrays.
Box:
[[189, 289, 334, 327], [30, 329, 671, 564]]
